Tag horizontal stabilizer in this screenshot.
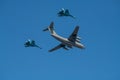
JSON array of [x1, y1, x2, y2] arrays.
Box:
[[43, 28, 48, 31]]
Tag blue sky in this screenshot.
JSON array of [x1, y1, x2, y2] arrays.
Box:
[[0, 0, 120, 80]]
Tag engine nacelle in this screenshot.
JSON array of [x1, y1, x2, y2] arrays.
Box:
[[67, 45, 72, 48], [76, 39, 80, 43], [77, 36, 81, 40]]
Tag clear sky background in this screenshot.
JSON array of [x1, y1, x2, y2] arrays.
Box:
[[0, 0, 120, 80]]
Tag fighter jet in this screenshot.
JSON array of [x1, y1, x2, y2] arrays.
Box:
[[57, 8, 76, 19], [43, 22, 85, 52], [24, 39, 41, 49]]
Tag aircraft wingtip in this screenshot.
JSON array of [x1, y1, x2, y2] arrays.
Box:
[[76, 26, 79, 28], [51, 21, 54, 24]]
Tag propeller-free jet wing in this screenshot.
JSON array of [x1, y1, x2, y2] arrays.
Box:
[[57, 8, 76, 19], [24, 39, 41, 49], [43, 22, 85, 52]]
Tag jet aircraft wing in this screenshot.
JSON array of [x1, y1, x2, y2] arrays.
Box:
[[65, 9, 70, 15], [49, 44, 63, 52], [49, 44, 68, 52], [68, 26, 79, 42]]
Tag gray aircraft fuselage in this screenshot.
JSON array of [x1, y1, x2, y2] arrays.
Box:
[[51, 33, 85, 49]]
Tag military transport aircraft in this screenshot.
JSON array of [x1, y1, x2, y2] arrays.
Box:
[[57, 8, 76, 19], [24, 39, 41, 49], [43, 22, 85, 52]]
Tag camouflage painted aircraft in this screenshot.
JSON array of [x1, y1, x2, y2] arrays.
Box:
[[24, 39, 41, 49], [57, 8, 76, 19]]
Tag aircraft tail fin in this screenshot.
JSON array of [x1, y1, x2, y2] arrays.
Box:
[[43, 22, 56, 34], [48, 22, 56, 34]]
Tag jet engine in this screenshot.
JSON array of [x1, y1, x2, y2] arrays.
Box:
[[76, 36, 81, 40], [76, 39, 80, 43]]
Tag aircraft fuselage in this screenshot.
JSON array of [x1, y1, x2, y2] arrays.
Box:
[[51, 34, 85, 49]]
